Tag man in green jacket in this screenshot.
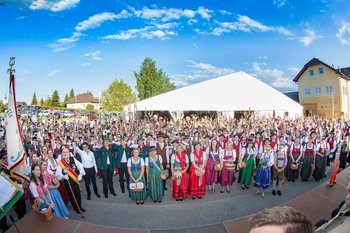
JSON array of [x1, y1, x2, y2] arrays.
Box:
[[115, 138, 131, 193], [95, 139, 117, 198]]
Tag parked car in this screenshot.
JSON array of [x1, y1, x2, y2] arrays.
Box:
[[38, 110, 51, 117], [62, 110, 74, 117]]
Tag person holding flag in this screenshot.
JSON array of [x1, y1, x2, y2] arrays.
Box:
[[58, 147, 86, 215]]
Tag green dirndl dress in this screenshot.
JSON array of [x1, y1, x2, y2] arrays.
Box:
[[240, 151, 255, 186], [129, 158, 148, 201], [147, 155, 164, 201]]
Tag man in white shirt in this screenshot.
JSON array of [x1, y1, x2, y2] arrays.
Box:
[[74, 141, 101, 200]]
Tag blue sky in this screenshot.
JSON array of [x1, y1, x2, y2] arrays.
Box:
[[1, 0, 350, 103]]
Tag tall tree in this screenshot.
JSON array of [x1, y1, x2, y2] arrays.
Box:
[[64, 94, 69, 103], [31, 92, 37, 106], [86, 91, 93, 96], [69, 88, 75, 99], [40, 97, 44, 106], [51, 90, 61, 107], [101, 79, 136, 112], [134, 57, 175, 100]]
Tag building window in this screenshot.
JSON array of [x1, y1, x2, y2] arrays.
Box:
[[318, 67, 324, 75], [326, 86, 333, 94], [314, 87, 321, 94], [309, 69, 314, 76], [304, 88, 311, 95]]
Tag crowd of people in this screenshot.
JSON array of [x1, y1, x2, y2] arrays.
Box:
[[1, 112, 350, 230]]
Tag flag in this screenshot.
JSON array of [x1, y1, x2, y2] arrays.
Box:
[[5, 73, 30, 183], [58, 159, 80, 186]]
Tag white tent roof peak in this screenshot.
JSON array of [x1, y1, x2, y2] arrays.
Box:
[[124, 71, 302, 114]]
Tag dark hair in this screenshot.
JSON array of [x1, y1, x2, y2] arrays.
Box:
[[249, 206, 313, 233], [30, 163, 45, 186], [209, 139, 218, 154], [82, 142, 89, 147]]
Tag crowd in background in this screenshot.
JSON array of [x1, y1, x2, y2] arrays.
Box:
[[1, 112, 350, 231]]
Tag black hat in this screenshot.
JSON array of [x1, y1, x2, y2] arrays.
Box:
[[146, 133, 153, 138], [0, 150, 7, 159], [149, 146, 156, 152], [247, 139, 254, 144], [157, 133, 165, 138], [171, 140, 179, 144], [264, 138, 271, 142], [31, 137, 38, 141], [218, 134, 225, 138]]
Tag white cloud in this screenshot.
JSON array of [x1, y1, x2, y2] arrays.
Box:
[[80, 63, 91, 67], [336, 22, 350, 45], [251, 62, 297, 92], [84, 50, 102, 61], [219, 10, 232, 15], [197, 6, 212, 20], [298, 28, 322, 46], [30, 0, 80, 12], [47, 69, 59, 77], [170, 60, 234, 87], [210, 15, 294, 37], [272, 0, 286, 8], [287, 66, 300, 76], [104, 26, 175, 40], [49, 32, 83, 52], [75, 11, 130, 32]]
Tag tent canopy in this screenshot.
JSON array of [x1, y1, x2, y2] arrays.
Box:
[[124, 72, 303, 117]]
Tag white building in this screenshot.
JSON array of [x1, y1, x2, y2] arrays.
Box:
[[124, 71, 303, 120], [67, 93, 100, 110]]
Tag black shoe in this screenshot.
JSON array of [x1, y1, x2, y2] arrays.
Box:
[[245, 186, 249, 189], [198, 196, 202, 199], [96, 193, 101, 198], [287, 179, 291, 182], [272, 190, 276, 196], [158, 200, 162, 203], [241, 186, 245, 190], [164, 187, 168, 191], [277, 190, 282, 196], [292, 179, 295, 182], [176, 198, 179, 201], [105, 194, 108, 198], [122, 190, 125, 193], [192, 197, 196, 200], [154, 200, 157, 203], [180, 198, 183, 201], [111, 192, 117, 196], [80, 208, 86, 212], [87, 195, 91, 200]]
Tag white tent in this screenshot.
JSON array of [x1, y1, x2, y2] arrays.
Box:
[[124, 72, 303, 119]]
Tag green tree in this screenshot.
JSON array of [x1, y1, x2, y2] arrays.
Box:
[[42, 96, 51, 107], [40, 97, 44, 106], [0, 101, 3, 111], [101, 79, 136, 112], [63, 94, 69, 107], [69, 88, 75, 99], [134, 57, 175, 100], [86, 91, 93, 96], [51, 90, 60, 107], [85, 104, 94, 111], [31, 92, 37, 106]]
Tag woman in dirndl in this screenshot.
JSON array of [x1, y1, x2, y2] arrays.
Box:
[[255, 142, 274, 197], [313, 137, 329, 181], [239, 140, 256, 190], [300, 138, 316, 182], [285, 137, 303, 182], [40, 160, 69, 218], [171, 145, 189, 201], [145, 146, 164, 203], [29, 163, 55, 212], [220, 142, 236, 193], [189, 142, 207, 199], [205, 139, 222, 194], [127, 148, 147, 205]]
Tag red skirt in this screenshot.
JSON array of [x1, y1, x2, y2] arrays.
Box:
[[58, 180, 69, 205], [188, 166, 206, 197], [172, 171, 189, 199]]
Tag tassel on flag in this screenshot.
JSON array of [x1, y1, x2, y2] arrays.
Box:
[[5, 58, 30, 184]]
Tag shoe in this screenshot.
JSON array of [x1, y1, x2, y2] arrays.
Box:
[[261, 192, 265, 197], [255, 190, 261, 195], [158, 200, 162, 203], [136, 201, 140, 205], [277, 190, 282, 196], [164, 187, 168, 191], [179, 198, 183, 201], [272, 190, 276, 196], [245, 186, 249, 189], [87, 195, 91, 200], [96, 193, 101, 198], [80, 208, 86, 212], [122, 190, 125, 193], [105, 194, 108, 198], [226, 189, 230, 193], [140, 201, 144, 205], [213, 189, 216, 193], [198, 196, 202, 199], [154, 200, 157, 203], [176, 198, 179, 201], [111, 192, 117, 196], [220, 189, 225, 193], [292, 179, 295, 182], [241, 185, 245, 190], [192, 197, 196, 200]]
